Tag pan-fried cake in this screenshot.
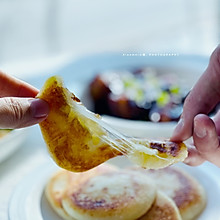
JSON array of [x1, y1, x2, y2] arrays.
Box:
[[138, 191, 181, 220], [37, 76, 187, 172], [46, 164, 156, 220], [61, 170, 156, 220], [129, 166, 206, 220]]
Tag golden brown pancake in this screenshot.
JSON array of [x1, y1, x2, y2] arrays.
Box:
[[128, 166, 206, 220], [37, 76, 187, 172], [138, 191, 181, 220], [45, 164, 118, 220], [61, 169, 156, 220]]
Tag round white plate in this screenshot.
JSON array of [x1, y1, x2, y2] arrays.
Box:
[[8, 159, 220, 220], [0, 128, 27, 163]]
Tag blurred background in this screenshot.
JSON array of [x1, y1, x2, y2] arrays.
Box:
[[0, 0, 219, 76]]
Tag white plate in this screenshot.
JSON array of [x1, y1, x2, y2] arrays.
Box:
[[29, 53, 209, 138], [0, 128, 27, 163], [8, 159, 220, 220]]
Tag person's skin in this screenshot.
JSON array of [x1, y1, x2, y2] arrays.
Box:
[[171, 45, 220, 167], [0, 71, 49, 129]]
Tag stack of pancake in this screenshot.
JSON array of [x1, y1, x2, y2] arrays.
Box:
[[45, 164, 206, 220]]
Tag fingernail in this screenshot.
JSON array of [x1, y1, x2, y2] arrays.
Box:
[[194, 123, 207, 138], [29, 99, 49, 118], [172, 118, 184, 136]]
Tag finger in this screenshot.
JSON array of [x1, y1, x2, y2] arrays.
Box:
[[0, 71, 38, 97], [184, 146, 205, 166], [171, 46, 220, 141], [193, 114, 220, 167], [0, 97, 49, 129]]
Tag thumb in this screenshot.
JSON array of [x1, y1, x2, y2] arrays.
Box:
[[0, 97, 49, 129]]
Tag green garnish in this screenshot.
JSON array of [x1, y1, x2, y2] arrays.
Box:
[[170, 85, 180, 94], [157, 91, 170, 107]]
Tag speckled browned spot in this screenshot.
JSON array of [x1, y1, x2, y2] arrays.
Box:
[[149, 142, 181, 157], [71, 192, 118, 210], [150, 142, 167, 154]]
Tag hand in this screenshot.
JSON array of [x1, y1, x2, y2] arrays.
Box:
[[171, 45, 220, 167], [0, 71, 49, 129]]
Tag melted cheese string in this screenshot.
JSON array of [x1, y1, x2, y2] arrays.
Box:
[[72, 100, 169, 162]]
